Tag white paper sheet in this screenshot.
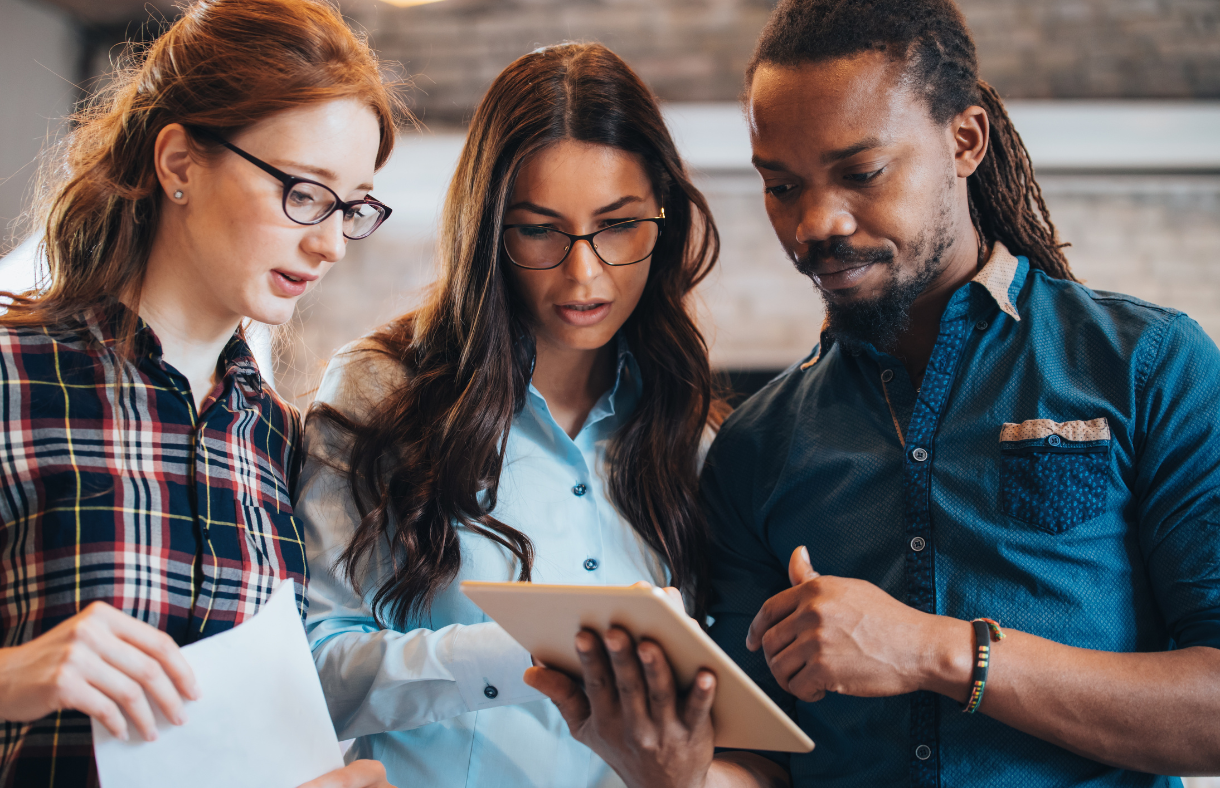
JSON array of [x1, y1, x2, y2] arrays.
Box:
[[92, 581, 344, 788]]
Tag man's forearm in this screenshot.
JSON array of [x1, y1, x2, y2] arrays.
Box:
[[705, 752, 790, 788], [924, 619, 1220, 775]]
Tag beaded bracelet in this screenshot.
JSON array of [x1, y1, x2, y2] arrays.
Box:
[[962, 617, 1005, 714]]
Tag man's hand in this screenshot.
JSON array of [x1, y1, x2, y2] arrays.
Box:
[[746, 546, 969, 703], [0, 601, 201, 741], [524, 627, 717, 788], [296, 760, 394, 788]]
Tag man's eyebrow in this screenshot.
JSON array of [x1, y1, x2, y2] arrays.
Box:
[[273, 160, 373, 192], [751, 155, 790, 171], [821, 137, 888, 164], [751, 138, 891, 171]]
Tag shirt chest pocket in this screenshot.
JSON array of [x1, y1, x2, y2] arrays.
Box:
[[999, 418, 1111, 535]]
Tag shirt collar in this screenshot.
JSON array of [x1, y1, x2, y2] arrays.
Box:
[[970, 241, 1024, 322], [526, 332, 641, 434], [86, 300, 264, 399]]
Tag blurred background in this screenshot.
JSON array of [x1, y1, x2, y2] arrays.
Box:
[[1, 0, 1218, 408], [0, 1, 1218, 782]]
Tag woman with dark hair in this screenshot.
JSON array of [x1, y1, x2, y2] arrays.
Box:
[[297, 42, 728, 786], [0, 1, 402, 786]]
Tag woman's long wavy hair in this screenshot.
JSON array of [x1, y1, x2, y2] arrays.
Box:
[[314, 43, 729, 629], [748, 0, 1074, 280], [2, 0, 406, 352]]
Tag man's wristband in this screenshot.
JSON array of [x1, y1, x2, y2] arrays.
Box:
[[962, 617, 1004, 714]]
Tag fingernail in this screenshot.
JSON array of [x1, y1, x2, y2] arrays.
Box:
[[119, 728, 129, 742], [575, 633, 592, 652], [175, 712, 188, 726], [698, 674, 714, 690], [638, 647, 653, 663], [801, 545, 810, 564]]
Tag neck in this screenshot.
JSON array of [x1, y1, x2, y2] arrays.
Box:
[[134, 228, 243, 412], [887, 224, 984, 388], [530, 336, 617, 439]]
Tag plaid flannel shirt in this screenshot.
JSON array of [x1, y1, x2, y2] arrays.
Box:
[[0, 303, 308, 787]]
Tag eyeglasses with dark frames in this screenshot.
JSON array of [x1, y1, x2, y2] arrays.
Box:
[[193, 128, 392, 240], [502, 209, 665, 270]]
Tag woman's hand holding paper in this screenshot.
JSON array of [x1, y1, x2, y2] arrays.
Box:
[[0, 601, 200, 742]]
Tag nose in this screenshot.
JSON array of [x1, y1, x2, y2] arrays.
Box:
[[302, 209, 348, 263], [560, 237, 604, 284], [794, 189, 856, 246]]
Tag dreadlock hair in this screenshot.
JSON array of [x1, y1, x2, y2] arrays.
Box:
[[747, 0, 1074, 280]]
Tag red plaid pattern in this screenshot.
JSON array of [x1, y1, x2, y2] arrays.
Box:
[[0, 303, 307, 787]]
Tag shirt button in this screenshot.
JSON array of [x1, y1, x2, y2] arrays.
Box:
[[915, 744, 932, 760], [910, 536, 926, 552], [584, 558, 599, 571], [975, 319, 989, 331], [1047, 434, 1062, 447], [484, 685, 498, 699], [880, 369, 894, 383], [911, 447, 929, 462], [572, 483, 587, 496]]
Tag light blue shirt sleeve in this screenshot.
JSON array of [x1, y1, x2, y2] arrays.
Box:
[[296, 344, 542, 740]]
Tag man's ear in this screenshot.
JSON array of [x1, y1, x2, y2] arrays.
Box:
[[952, 105, 989, 179], [154, 123, 196, 204]]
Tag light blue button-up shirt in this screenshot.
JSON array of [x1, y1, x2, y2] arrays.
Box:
[[296, 336, 665, 788]]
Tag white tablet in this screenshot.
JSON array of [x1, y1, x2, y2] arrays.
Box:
[[460, 581, 814, 753]]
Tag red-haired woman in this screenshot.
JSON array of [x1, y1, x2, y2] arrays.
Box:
[[0, 2, 401, 786], [296, 43, 730, 787]]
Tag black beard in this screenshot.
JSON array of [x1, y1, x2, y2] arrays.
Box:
[[797, 225, 953, 354]]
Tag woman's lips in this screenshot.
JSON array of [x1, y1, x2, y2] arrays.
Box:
[[554, 302, 612, 326], [271, 270, 309, 297]]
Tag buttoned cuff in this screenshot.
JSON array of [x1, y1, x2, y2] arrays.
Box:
[[444, 621, 543, 712]]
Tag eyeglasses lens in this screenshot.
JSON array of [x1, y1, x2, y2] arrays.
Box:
[[504, 221, 659, 269], [342, 202, 386, 239], [283, 182, 385, 240], [285, 182, 337, 224]]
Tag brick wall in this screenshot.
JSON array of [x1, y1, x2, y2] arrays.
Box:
[[348, 0, 1220, 125]]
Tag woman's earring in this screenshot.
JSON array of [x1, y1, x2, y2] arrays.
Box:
[[174, 190, 184, 200]]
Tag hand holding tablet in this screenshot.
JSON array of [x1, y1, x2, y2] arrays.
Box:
[[460, 581, 814, 754]]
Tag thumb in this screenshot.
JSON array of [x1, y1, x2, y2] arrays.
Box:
[[789, 545, 819, 586]]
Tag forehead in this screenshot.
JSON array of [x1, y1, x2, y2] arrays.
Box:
[[514, 140, 651, 192], [747, 52, 933, 159]]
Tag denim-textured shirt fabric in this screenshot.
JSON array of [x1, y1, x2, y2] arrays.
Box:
[[702, 244, 1220, 788], [297, 334, 664, 788]]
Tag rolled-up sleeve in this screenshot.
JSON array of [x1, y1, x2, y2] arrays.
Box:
[[295, 345, 541, 741], [1132, 315, 1220, 651]]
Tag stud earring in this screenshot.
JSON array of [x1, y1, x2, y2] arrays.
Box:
[[174, 190, 184, 200]]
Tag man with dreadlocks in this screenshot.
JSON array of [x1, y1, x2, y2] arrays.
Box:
[[525, 0, 1220, 786], [696, 0, 1220, 785]]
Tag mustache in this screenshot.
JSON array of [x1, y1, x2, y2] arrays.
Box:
[[794, 241, 894, 277]]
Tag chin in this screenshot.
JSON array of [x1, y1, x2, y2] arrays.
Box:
[[244, 299, 299, 328], [554, 326, 618, 352]]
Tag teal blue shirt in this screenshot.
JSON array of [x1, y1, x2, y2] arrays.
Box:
[[703, 245, 1220, 787]]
